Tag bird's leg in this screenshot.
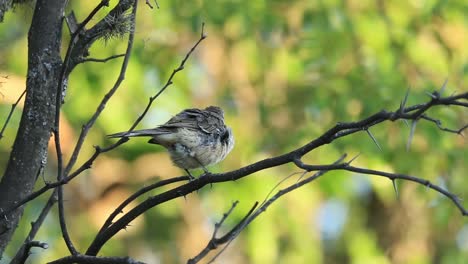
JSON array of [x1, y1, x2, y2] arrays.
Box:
[[193, 158, 210, 175], [185, 169, 195, 181], [201, 165, 210, 174], [193, 159, 213, 188]]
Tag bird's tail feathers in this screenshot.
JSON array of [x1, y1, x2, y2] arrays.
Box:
[[107, 129, 167, 138]]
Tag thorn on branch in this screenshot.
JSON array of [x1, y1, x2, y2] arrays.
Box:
[[365, 129, 382, 151], [406, 119, 418, 151], [402, 119, 409, 128], [200, 22, 207, 39], [425, 90, 439, 100], [399, 88, 410, 114], [347, 153, 361, 165], [439, 78, 448, 94], [392, 179, 399, 199]]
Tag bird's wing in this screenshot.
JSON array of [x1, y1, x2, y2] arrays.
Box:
[[160, 107, 225, 135]]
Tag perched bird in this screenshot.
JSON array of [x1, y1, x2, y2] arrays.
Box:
[[108, 106, 234, 177]]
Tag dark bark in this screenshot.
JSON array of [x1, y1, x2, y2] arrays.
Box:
[[0, 0, 65, 257], [0, 0, 34, 22]]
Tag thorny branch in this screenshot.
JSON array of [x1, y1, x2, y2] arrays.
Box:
[[191, 142, 466, 263], [294, 159, 468, 216], [85, 88, 467, 256]]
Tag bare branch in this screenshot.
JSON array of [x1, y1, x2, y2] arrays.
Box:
[[76, 54, 125, 64], [10, 190, 57, 264], [48, 254, 145, 264], [98, 176, 189, 235], [421, 114, 467, 135], [0, 89, 26, 141], [293, 159, 468, 216], [188, 201, 258, 264], [56, 186, 77, 254]]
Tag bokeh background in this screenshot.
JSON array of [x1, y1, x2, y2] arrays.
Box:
[[0, 0, 467, 263]]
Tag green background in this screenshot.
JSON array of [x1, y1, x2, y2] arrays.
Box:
[[0, 0, 467, 263]]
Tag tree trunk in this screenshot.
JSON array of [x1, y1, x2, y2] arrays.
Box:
[[0, 0, 65, 257]]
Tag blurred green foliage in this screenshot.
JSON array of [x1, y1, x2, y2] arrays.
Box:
[[0, 0, 467, 263]]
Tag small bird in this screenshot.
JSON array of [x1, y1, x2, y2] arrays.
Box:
[[108, 106, 234, 177]]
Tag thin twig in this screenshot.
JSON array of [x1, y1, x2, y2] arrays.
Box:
[[421, 114, 467, 135], [0, 89, 26, 141], [10, 190, 57, 264], [57, 186, 76, 254], [188, 201, 258, 264], [76, 54, 125, 64]]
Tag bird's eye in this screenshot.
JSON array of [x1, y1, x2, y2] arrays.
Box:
[[220, 129, 230, 142]]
